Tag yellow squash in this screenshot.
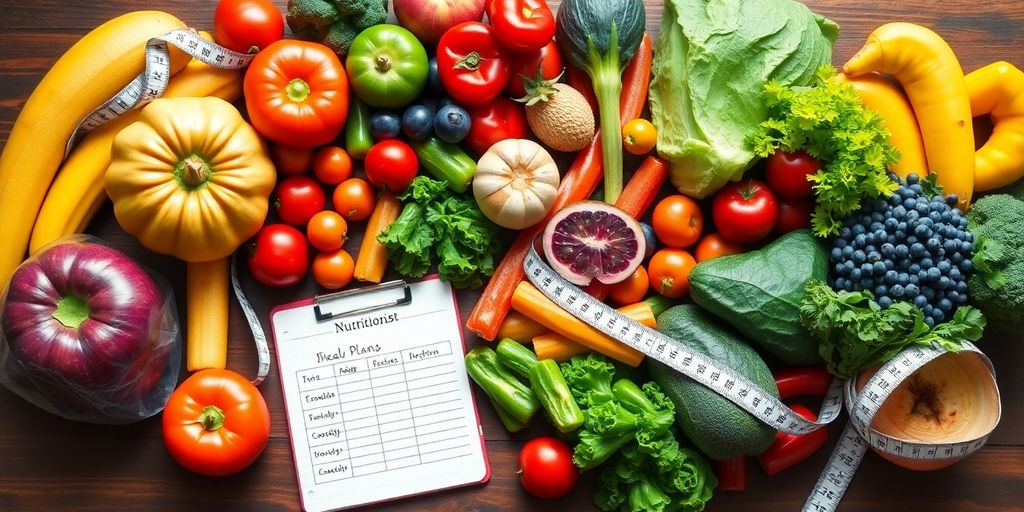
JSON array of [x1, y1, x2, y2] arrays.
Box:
[[106, 96, 275, 371], [837, 72, 929, 179], [843, 23, 975, 210], [30, 32, 244, 252], [0, 11, 189, 286], [965, 61, 1024, 192]]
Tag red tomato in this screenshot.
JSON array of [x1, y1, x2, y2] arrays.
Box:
[[271, 144, 314, 176], [518, 437, 577, 499], [437, 22, 511, 107], [364, 140, 418, 192], [213, 0, 283, 54], [466, 97, 529, 154], [488, 0, 556, 53], [648, 249, 697, 299], [694, 233, 744, 263], [765, 149, 820, 200], [712, 179, 778, 244], [248, 224, 309, 287], [332, 178, 376, 221], [652, 195, 704, 248], [162, 369, 270, 476], [312, 146, 353, 185], [775, 198, 812, 235], [307, 211, 348, 252], [504, 40, 563, 99], [312, 249, 355, 290], [608, 266, 649, 306], [275, 176, 325, 226]]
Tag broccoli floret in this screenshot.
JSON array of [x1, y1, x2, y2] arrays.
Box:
[[967, 194, 1024, 332], [560, 353, 617, 409], [286, 0, 387, 56]]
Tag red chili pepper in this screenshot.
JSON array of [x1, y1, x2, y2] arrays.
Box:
[[487, 0, 556, 53], [758, 404, 828, 475], [465, 97, 529, 154], [437, 22, 511, 107], [713, 456, 747, 491], [774, 365, 833, 400]]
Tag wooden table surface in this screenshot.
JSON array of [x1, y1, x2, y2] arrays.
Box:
[[2, 1, 1023, 510]]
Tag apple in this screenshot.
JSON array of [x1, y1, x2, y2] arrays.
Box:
[[393, 0, 487, 45], [1, 240, 174, 407]]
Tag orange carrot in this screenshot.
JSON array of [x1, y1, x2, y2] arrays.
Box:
[[532, 301, 657, 362], [467, 34, 654, 341], [495, 311, 549, 343], [353, 189, 401, 283], [511, 282, 647, 367]]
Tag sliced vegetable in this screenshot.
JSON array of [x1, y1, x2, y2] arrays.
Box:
[[344, 97, 374, 159], [495, 338, 539, 379], [965, 61, 1024, 191], [465, 346, 539, 423], [541, 201, 645, 286], [757, 404, 828, 475], [530, 359, 586, 433], [353, 189, 402, 284], [554, 0, 646, 204], [465, 33, 652, 341], [437, 22, 511, 107], [410, 137, 477, 193], [492, 396, 528, 432]]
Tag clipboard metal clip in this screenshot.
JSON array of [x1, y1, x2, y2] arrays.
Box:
[[313, 280, 412, 322]]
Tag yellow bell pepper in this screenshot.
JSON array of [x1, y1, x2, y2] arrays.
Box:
[[965, 61, 1024, 192]]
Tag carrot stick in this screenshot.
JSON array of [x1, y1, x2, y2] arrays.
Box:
[[532, 300, 657, 362], [467, 34, 654, 341], [353, 189, 401, 283], [495, 311, 549, 343], [511, 282, 647, 367]]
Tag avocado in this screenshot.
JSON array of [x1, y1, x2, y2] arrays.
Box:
[[649, 305, 779, 460]]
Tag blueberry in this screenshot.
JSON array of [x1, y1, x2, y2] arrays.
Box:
[[835, 238, 848, 250], [931, 308, 946, 322], [964, 231, 974, 243], [918, 269, 929, 282], [895, 245, 910, 258], [433, 104, 472, 143], [952, 290, 968, 305], [892, 206, 908, 219], [875, 285, 889, 297], [958, 217, 969, 229], [955, 280, 968, 294], [907, 210, 920, 222], [865, 233, 875, 245], [840, 227, 852, 239], [916, 203, 930, 215], [863, 278, 876, 289], [926, 238, 942, 253], [843, 279, 856, 292], [834, 277, 848, 290], [923, 287, 936, 300], [885, 260, 895, 270], [878, 296, 894, 309], [907, 235, 919, 246], [854, 234, 867, 247], [831, 247, 843, 261], [885, 218, 899, 231], [928, 211, 942, 223], [842, 245, 854, 258], [874, 261, 887, 275], [853, 224, 866, 236], [426, 57, 444, 95], [369, 110, 402, 140], [867, 251, 881, 263], [873, 198, 889, 211], [951, 252, 964, 264], [940, 211, 952, 223], [881, 243, 895, 258], [895, 230, 907, 242], [949, 267, 961, 281], [960, 259, 973, 273], [926, 267, 941, 281], [908, 273, 920, 285], [938, 276, 951, 289], [861, 262, 874, 276], [885, 270, 898, 284], [920, 258, 934, 269], [897, 259, 911, 271], [914, 224, 931, 238], [834, 263, 847, 276], [891, 284, 905, 298], [850, 268, 862, 281], [946, 194, 959, 206], [924, 316, 936, 327], [943, 239, 959, 253], [906, 173, 920, 184], [914, 295, 928, 308], [905, 283, 919, 297], [852, 250, 866, 264], [402, 104, 435, 140], [960, 241, 973, 253], [909, 263, 921, 274], [845, 260, 856, 272]]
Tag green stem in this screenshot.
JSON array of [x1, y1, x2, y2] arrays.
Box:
[[587, 24, 625, 205], [286, 78, 310, 102], [198, 405, 225, 431], [52, 295, 89, 329]]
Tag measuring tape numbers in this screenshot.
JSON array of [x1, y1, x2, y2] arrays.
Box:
[[65, 28, 269, 385], [521, 244, 997, 512]]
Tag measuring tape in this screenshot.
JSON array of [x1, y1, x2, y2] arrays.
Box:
[[64, 28, 270, 385], [521, 244, 997, 511]]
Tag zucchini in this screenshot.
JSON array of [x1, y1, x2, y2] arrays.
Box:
[[495, 337, 538, 379], [465, 346, 538, 424], [411, 136, 476, 193], [529, 359, 585, 433]]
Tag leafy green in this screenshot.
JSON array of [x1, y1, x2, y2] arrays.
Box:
[[966, 194, 1024, 332], [649, 0, 838, 198], [799, 280, 986, 378], [560, 353, 618, 409], [286, 0, 387, 56], [377, 176, 502, 289], [750, 67, 900, 236], [595, 433, 717, 512]]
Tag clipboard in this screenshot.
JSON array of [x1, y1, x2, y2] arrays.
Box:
[[269, 276, 490, 512]]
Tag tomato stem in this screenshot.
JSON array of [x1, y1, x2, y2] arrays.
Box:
[[199, 405, 226, 431], [286, 78, 310, 102], [739, 179, 760, 201], [454, 51, 482, 71], [375, 55, 392, 73]]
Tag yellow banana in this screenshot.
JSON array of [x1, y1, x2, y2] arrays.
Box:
[[0, 11, 189, 285], [31, 32, 244, 253]]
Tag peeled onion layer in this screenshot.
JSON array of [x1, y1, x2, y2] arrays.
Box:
[[856, 350, 1001, 471]]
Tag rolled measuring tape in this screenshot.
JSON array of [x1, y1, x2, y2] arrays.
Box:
[[63, 28, 270, 385], [521, 244, 999, 511]]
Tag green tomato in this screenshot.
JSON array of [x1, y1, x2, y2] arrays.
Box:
[[346, 25, 428, 109]]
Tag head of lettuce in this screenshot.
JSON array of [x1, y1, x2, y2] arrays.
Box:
[[649, 0, 839, 198]]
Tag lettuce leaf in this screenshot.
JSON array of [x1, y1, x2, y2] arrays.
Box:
[[649, 0, 838, 198]]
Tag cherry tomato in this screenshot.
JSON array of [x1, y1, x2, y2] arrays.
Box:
[[695, 233, 744, 263], [248, 224, 309, 287], [332, 178, 376, 221], [648, 248, 697, 299], [307, 211, 348, 252], [312, 249, 355, 290], [271, 144, 314, 176], [652, 194, 704, 248], [312, 146, 353, 185], [712, 179, 778, 244], [608, 266, 649, 306], [775, 198, 812, 235], [274, 176, 325, 226], [765, 149, 820, 200], [504, 40, 563, 99], [364, 140, 418, 192], [518, 437, 577, 499], [622, 118, 657, 156], [213, 0, 283, 54]]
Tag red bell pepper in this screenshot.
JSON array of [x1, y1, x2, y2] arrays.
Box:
[[713, 456, 748, 491], [774, 365, 832, 400], [487, 0, 555, 53], [504, 40, 563, 99], [465, 97, 529, 154], [437, 22, 511, 107], [758, 404, 828, 475]]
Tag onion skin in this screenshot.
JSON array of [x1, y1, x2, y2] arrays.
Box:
[[1, 240, 168, 399]]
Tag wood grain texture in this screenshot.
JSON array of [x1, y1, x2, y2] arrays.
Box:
[[1, 1, 1023, 510]]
